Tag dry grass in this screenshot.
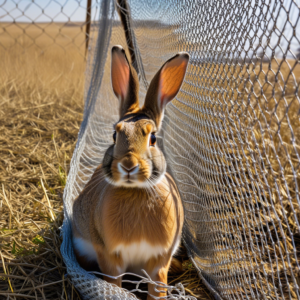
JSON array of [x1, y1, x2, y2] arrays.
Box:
[[181, 57, 300, 298], [0, 22, 89, 55], [0, 23, 212, 300], [0, 28, 85, 298], [239, 60, 300, 299]]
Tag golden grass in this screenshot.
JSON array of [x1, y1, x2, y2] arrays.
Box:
[[0, 22, 90, 54], [180, 57, 300, 298], [0, 23, 212, 299], [0, 29, 85, 298]]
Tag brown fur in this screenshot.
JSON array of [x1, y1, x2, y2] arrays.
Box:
[[73, 168, 183, 298], [99, 175, 182, 248], [111, 46, 140, 117], [72, 46, 189, 299], [142, 52, 189, 128]]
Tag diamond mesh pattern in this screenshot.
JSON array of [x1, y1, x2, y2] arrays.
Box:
[[0, 0, 99, 56], [126, 1, 300, 298], [60, 0, 299, 299]]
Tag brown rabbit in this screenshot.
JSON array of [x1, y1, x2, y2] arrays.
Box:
[[72, 45, 189, 299]]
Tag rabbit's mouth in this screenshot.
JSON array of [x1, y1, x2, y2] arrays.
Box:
[[116, 162, 150, 187], [107, 157, 156, 188]]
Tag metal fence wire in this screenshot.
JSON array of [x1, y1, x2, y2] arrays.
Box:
[[3, 0, 300, 299], [0, 0, 99, 56], [60, 0, 300, 299]]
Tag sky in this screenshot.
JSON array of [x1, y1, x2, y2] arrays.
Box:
[[0, 0, 100, 23]]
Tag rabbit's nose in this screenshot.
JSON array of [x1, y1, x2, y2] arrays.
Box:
[[119, 163, 139, 175]]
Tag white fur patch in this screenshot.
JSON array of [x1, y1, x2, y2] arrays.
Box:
[[73, 237, 97, 262], [117, 162, 130, 176], [117, 162, 139, 175], [172, 238, 181, 256], [113, 240, 166, 270], [112, 171, 165, 189]]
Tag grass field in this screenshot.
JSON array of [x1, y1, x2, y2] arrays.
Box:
[[179, 57, 300, 298], [0, 22, 86, 299], [0, 23, 213, 299], [0, 22, 89, 54]]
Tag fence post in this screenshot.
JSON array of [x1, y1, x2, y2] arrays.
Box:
[[85, 0, 92, 58]]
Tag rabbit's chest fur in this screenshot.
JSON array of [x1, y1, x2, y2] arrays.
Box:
[[73, 171, 183, 269], [97, 174, 181, 259]]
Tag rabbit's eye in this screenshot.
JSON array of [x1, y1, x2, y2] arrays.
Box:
[[150, 133, 156, 146], [113, 131, 116, 143]]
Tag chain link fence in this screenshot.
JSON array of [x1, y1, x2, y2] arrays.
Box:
[[61, 0, 300, 299], [0, 0, 100, 57]]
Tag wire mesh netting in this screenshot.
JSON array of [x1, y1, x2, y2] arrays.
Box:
[[0, 0, 100, 56], [58, 0, 300, 299]]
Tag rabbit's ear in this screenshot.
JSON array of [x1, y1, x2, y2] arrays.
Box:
[[111, 45, 139, 117], [143, 52, 189, 127]]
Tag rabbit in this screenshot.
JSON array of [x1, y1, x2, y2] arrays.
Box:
[[72, 45, 189, 299]]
